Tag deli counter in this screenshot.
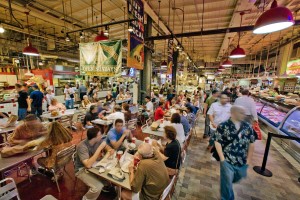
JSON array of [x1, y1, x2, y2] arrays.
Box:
[[253, 96, 300, 162]]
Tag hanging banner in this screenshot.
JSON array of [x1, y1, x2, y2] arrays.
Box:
[[167, 38, 174, 74], [286, 59, 300, 75], [127, 0, 144, 70], [79, 40, 122, 77]]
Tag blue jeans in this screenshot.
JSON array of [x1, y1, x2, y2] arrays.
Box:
[[18, 108, 27, 120], [220, 161, 248, 200], [65, 99, 74, 109]]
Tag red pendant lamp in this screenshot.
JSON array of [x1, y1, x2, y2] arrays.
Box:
[[230, 12, 246, 59], [222, 59, 232, 67], [253, 0, 294, 34], [161, 60, 167, 68], [218, 65, 226, 71], [23, 12, 39, 56], [94, 0, 109, 42]]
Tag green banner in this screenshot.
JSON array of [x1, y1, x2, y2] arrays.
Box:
[[79, 40, 122, 77]]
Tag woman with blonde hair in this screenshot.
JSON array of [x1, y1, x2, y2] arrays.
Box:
[[81, 95, 91, 109], [37, 121, 73, 170], [48, 98, 66, 112]]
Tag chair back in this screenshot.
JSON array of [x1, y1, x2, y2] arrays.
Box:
[[127, 119, 138, 131], [160, 175, 177, 200], [59, 116, 71, 129], [77, 113, 85, 124], [141, 124, 147, 130], [55, 145, 76, 170], [0, 178, 20, 200], [146, 118, 153, 127]]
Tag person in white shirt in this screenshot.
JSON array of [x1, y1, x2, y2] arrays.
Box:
[[234, 89, 258, 124], [144, 96, 153, 116], [102, 105, 125, 128], [207, 93, 232, 150], [45, 88, 55, 107], [64, 84, 75, 109], [170, 113, 186, 147]]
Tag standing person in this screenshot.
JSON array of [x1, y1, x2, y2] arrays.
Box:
[[74, 127, 114, 200], [29, 85, 44, 119], [234, 89, 258, 124], [15, 83, 30, 120], [78, 82, 87, 101], [203, 90, 220, 138], [213, 106, 255, 200], [45, 88, 54, 108], [207, 93, 232, 150], [64, 84, 75, 109]]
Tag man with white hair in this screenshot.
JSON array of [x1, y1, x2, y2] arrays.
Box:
[[121, 143, 169, 200], [213, 105, 256, 200]]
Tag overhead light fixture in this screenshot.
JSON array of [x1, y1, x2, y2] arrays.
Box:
[[128, 25, 133, 32], [23, 38, 39, 56], [230, 12, 246, 58], [65, 34, 70, 42], [253, 0, 294, 34], [104, 26, 109, 36], [0, 24, 4, 33], [161, 60, 167, 68], [176, 45, 180, 49], [80, 31, 84, 39], [94, 30, 109, 42], [222, 59, 232, 67]]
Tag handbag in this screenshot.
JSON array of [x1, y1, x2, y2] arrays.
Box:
[[252, 121, 262, 140], [70, 93, 74, 98]]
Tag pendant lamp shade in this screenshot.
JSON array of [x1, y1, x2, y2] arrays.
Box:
[[94, 31, 108, 42], [161, 60, 167, 68], [222, 59, 232, 67], [230, 45, 246, 58], [253, 0, 294, 34], [218, 66, 226, 71], [23, 39, 39, 56]]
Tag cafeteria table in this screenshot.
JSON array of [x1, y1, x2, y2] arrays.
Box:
[[40, 109, 79, 121], [0, 149, 44, 180], [141, 120, 171, 138]]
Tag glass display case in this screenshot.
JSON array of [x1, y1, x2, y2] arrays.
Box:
[[281, 107, 300, 138], [255, 99, 289, 127]]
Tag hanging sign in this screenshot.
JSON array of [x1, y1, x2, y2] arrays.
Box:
[[167, 38, 173, 74], [127, 0, 144, 70], [286, 59, 300, 75], [79, 40, 122, 77]]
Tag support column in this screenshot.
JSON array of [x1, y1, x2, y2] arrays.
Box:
[[172, 50, 179, 87], [139, 15, 152, 103]]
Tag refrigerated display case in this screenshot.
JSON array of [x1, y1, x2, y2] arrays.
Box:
[[253, 97, 300, 162]]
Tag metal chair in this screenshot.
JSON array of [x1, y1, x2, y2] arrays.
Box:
[[0, 178, 21, 200], [59, 116, 72, 129], [159, 175, 177, 200], [71, 152, 78, 192], [74, 113, 86, 140], [48, 145, 76, 193], [127, 119, 138, 131], [146, 118, 153, 127]]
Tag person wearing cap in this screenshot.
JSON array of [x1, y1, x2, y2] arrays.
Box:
[[121, 143, 169, 200], [29, 85, 44, 119]]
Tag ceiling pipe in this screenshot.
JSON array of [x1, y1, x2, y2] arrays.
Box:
[[145, 20, 300, 41]]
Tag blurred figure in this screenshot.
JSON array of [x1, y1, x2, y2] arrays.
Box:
[[78, 82, 87, 101], [15, 83, 30, 120], [64, 84, 75, 109], [48, 98, 66, 112], [203, 90, 220, 138], [29, 85, 44, 119], [154, 102, 165, 121], [82, 95, 92, 109]]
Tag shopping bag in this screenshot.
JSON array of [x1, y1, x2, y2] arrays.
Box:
[[252, 121, 262, 140]]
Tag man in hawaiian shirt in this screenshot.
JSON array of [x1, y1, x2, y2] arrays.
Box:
[[213, 105, 256, 200]]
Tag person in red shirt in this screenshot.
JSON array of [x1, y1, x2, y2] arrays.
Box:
[[154, 102, 165, 121]]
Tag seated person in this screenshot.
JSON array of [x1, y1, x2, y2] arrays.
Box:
[[83, 105, 98, 129], [170, 113, 185, 147], [122, 103, 132, 122], [82, 95, 92, 109], [154, 102, 165, 121], [178, 108, 190, 136], [8, 114, 47, 145], [125, 90, 132, 99], [165, 97, 172, 110], [116, 89, 125, 100], [185, 98, 197, 114], [102, 105, 125, 127], [121, 143, 169, 200], [75, 127, 114, 200], [48, 98, 66, 112], [143, 96, 154, 117], [153, 126, 182, 176], [106, 119, 132, 150], [37, 121, 72, 170], [186, 106, 196, 126], [105, 91, 113, 102]]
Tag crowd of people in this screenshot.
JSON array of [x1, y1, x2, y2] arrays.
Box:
[[0, 81, 260, 200]]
